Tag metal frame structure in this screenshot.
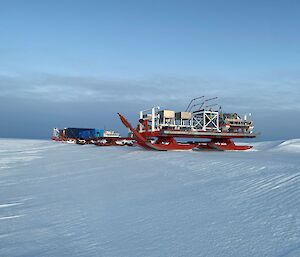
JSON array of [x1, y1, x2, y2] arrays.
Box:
[[192, 110, 220, 132]]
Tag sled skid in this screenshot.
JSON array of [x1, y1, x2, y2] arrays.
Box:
[[196, 139, 252, 151]]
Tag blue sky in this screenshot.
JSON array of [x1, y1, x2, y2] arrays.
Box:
[[0, 0, 299, 140]]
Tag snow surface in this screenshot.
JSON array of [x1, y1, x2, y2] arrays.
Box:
[[0, 138, 299, 257]]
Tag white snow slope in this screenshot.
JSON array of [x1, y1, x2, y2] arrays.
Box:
[[0, 138, 299, 257]]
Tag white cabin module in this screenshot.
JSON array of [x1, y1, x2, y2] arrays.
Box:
[[103, 131, 120, 138]]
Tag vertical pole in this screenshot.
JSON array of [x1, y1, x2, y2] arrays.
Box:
[[216, 112, 220, 131], [145, 120, 149, 134], [203, 112, 206, 131], [152, 107, 155, 131]]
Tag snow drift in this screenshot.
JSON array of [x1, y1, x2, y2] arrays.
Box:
[[273, 139, 300, 153], [0, 138, 299, 256]]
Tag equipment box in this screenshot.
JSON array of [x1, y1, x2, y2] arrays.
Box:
[[158, 110, 175, 119], [175, 112, 192, 120]]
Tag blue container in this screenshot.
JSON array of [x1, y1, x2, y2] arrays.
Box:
[[66, 128, 96, 139], [79, 129, 97, 139], [95, 129, 104, 138]]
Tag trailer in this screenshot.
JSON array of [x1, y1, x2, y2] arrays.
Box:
[[51, 127, 135, 147], [118, 97, 258, 151]]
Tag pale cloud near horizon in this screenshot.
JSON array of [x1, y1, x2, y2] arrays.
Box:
[[0, 72, 299, 112], [0, 72, 299, 140]]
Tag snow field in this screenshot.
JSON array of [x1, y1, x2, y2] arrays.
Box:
[[0, 138, 299, 256]]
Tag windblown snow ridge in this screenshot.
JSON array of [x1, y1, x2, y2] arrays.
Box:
[[252, 139, 300, 152], [274, 139, 300, 153]]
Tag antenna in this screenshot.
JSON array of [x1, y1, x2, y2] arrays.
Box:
[[205, 103, 218, 109], [194, 97, 218, 111], [189, 102, 204, 112], [185, 96, 204, 112], [204, 97, 218, 103]]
